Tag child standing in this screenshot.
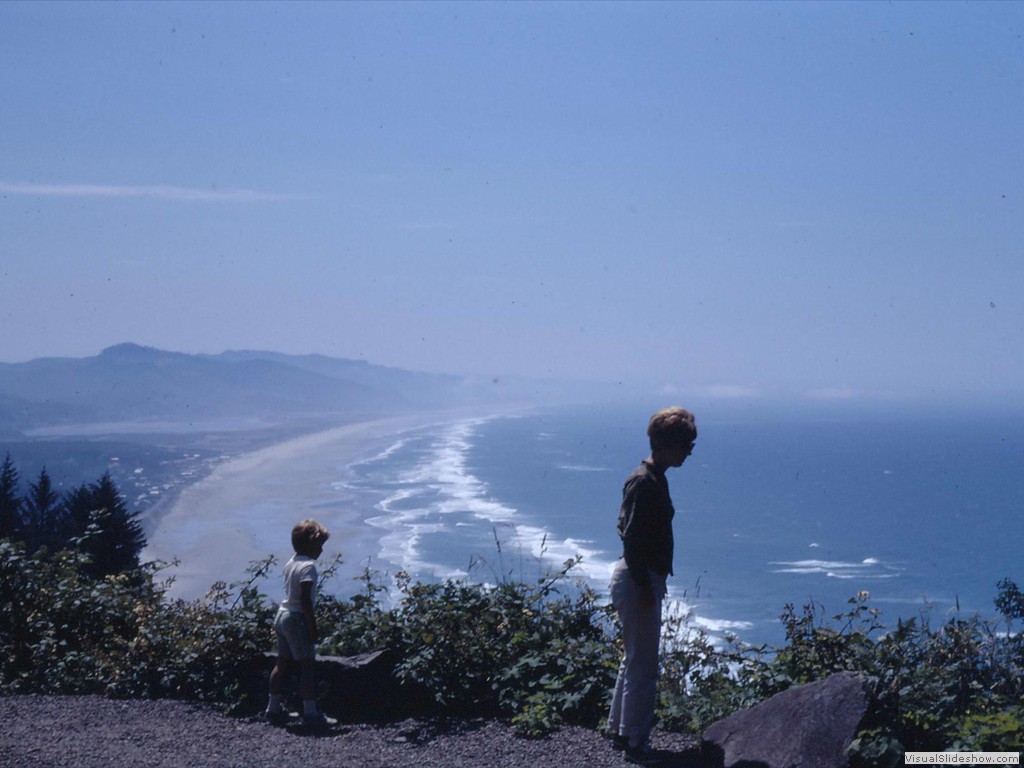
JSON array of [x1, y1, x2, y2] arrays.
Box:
[[265, 518, 334, 728]]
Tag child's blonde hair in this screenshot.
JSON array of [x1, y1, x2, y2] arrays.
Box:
[[291, 518, 330, 556]]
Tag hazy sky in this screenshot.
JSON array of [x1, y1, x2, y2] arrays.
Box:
[[2, 1, 1022, 404]]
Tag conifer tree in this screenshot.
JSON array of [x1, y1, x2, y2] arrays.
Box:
[[0, 453, 21, 540], [61, 482, 97, 544], [22, 467, 63, 552], [78, 472, 146, 578]]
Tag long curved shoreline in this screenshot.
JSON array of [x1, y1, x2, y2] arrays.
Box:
[[142, 409, 516, 601], [141, 415, 487, 602]]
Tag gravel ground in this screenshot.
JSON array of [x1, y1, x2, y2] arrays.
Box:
[[0, 696, 704, 768]]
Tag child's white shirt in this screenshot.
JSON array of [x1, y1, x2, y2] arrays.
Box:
[[280, 555, 318, 612]]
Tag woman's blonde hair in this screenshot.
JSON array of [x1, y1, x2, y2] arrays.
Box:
[[647, 406, 697, 450], [291, 518, 330, 555]]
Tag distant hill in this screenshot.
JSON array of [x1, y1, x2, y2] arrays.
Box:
[[0, 343, 545, 435]]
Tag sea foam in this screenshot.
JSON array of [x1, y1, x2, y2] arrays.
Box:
[[347, 419, 616, 585]]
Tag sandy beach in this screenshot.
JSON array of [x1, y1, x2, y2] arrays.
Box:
[[143, 410, 478, 601]]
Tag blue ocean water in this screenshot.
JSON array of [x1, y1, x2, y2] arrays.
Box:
[[342, 405, 1024, 647]]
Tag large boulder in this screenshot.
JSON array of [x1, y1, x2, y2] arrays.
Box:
[[702, 671, 870, 768], [242, 649, 432, 721]]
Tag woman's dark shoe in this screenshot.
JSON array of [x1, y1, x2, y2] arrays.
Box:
[[624, 741, 659, 765], [603, 730, 629, 751]]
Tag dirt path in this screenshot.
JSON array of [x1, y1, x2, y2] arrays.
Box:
[[0, 695, 704, 768]]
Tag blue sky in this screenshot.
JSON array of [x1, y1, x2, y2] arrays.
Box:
[[2, 1, 1022, 404]]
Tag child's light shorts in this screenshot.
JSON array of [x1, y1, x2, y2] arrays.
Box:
[[273, 608, 315, 661]]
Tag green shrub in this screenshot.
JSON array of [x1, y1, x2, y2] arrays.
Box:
[[0, 540, 144, 693], [0, 540, 274, 711], [951, 708, 1024, 751], [654, 584, 1024, 757], [111, 557, 276, 712], [316, 559, 396, 656], [318, 557, 620, 735], [2, 535, 1021, 752]]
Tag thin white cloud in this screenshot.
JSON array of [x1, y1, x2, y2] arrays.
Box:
[[0, 181, 294, 202], [803, 385, 865, 401], [701, 384, 763, 399], [659, 383, 764, 399]]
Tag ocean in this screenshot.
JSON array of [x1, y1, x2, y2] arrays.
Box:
[[337, 403, 1024, 647]]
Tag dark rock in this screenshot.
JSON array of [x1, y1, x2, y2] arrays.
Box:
[[702, 671, 870, 768], [243, 649, 434, 721]]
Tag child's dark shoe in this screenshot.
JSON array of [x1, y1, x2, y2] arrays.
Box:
[[301, 712, 337, 730], [264, 710, 290, 727]]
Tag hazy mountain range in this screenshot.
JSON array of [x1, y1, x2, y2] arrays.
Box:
[[0, 343, 590, 437]]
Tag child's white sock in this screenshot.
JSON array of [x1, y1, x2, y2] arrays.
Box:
[[266, 693, 285, 714], [303, 700, 319, 716]]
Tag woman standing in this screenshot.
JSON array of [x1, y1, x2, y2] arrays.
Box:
[[606, 406, 697, 764]]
